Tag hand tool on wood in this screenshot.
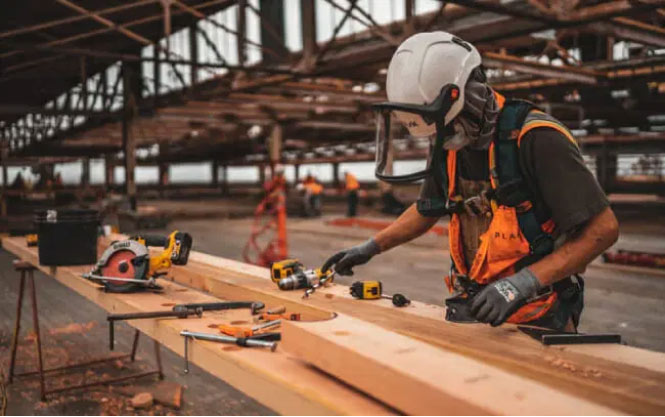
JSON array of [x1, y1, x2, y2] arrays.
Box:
[[266, 306, 286, 314], [349, 281, 411, 307], [108, 308, 203, 351], [218, 320, 281, 338], [83, 231, 192, 293], [180, 330, 278, 373], [108, 301, 265, 350], [172, 301, 265, 315], [518, 326, 622, 345], [254, 312, 300, 322]]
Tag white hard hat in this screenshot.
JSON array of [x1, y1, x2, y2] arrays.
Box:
[[386, 31, 482, 132]]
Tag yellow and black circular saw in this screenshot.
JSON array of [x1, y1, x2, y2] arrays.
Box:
[[83, 231, 192, 293]]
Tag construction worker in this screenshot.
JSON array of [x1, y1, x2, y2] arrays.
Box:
[[322, 32, 619, 332], [344, 171, 360, 217], [300, 174, 323, 217]]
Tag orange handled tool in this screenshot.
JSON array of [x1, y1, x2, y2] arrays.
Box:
[[256, 312, 300, 322], [218, 320, 281, 338]]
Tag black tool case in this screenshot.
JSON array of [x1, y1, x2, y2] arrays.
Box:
[[34, 209, 99, 266]]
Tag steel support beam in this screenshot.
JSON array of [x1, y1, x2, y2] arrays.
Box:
[[258, 0, 287, 64], [237, 0, 247, 66], [122, 60, 141, 211], [300, 0, 317, 69], [483, 52, 599, 84], [189, 24, 199, 85], [0, 105, 115, 118]]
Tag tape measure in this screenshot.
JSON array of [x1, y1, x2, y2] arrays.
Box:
[[350, 281, 410, 307], [350, 280, 382, 299]]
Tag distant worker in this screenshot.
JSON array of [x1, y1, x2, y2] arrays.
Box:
[[301, 174, 323, 217], [344, 171, 360, 217], [322, 32, 619, 332]]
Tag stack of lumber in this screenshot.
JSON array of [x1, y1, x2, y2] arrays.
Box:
[[3, 235, 665, 415]]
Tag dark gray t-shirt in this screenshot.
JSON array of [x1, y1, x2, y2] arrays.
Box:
[[420, 127, 609, 234]]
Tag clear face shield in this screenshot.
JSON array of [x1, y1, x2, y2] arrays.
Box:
[[373, 84, 460, 184]]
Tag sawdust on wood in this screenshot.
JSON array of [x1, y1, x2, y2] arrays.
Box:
[[544, 355, 603, 378]]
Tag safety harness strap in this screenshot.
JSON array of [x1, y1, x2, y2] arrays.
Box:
[[493, 100, 554, 265]]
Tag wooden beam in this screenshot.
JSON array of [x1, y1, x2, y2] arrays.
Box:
[[161, 250, 665, 415], [0, 237, 392, 416], [282, 314, 616, 415]]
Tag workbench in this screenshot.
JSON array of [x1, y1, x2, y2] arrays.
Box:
[[3, 235, 665, 415]]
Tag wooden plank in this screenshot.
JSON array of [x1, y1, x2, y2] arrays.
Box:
[[1, 237, 392, 416], [282, 314, 618, 415], [169, 247, 665, 415], [21, 235, 665, 414]]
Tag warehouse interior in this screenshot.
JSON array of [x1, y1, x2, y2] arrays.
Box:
[[1, 0, 665, 415]]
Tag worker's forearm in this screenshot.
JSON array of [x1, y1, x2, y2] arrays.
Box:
[[373, 203, 440, 252], [529, 207, 619, 286]]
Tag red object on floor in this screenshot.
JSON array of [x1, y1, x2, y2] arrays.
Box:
[[243, 176, 288, 267], [327, 217, 448, 236], [602, 249, 665, 269]]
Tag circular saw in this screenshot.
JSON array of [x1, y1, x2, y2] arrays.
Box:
[[83, 231, 192, 293]]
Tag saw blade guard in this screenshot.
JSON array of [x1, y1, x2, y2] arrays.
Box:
[[95, 240, 149, 292]]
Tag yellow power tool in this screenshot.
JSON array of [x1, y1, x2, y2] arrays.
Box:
[[270, 259, 304, 284], [270, 259, 334, 296], [83, 231, 192, 293]]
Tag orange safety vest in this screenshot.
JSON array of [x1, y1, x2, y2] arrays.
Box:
[[345, 173, 360, 191], [306, 181, 323, 195], [446, 92, 578, 324]]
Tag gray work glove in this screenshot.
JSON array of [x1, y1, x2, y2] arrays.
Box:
[[321, 238, 381, 276], [470, 268, 541, 327]]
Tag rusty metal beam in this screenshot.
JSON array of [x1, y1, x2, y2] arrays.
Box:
[[0, 0, 230, 61], [483, 52, 599, 84], [0, 0, 158, 39], [589, 17, 665, 48], [300, 0, 317, 68], [0, 105, 115, 118]]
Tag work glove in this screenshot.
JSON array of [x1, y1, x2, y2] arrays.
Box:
[[321, 238, 381, 276], [470, 268, 541, 327]]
